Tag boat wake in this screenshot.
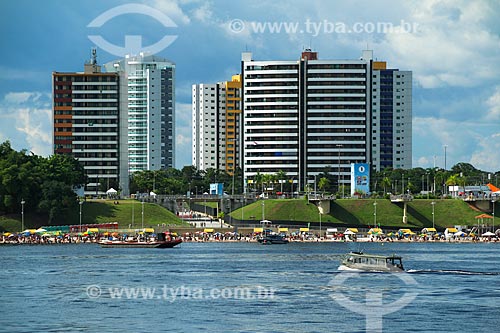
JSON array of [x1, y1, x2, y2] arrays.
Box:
[[407, 269, 500, 276]]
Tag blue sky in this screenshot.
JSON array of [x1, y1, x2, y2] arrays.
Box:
[[1, 0, 499, 172]]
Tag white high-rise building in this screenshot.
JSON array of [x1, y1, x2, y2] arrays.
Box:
[[192, 75, 242, 174], [241, 50, 412, 193], [192, 83, 226, 171], [241, 50, 374, 192], [105, 53, 175, 194]]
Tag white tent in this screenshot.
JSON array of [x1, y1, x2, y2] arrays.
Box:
[[481, 231, 496, 237], [106, 188, 118, 198]]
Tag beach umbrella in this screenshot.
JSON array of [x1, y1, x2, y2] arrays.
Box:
[[482, 231, 495, 237], [475, 214, 493, 219]]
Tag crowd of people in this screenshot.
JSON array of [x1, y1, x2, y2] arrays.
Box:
[[2, 230, 498, 245]]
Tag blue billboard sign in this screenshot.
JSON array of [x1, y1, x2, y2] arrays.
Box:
[[350, 163, 370, 196]]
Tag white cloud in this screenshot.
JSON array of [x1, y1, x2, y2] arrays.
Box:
[[4, 92, 45, 105], [191, 1, 213, 23], [15, 107, 52, 156], [380, 0, 500, 88], [470, 132, 500, 172], [174, 102, 192, 168], [0, 92, 52, 157], [149, 0, 190, 25], [413, 116, 500, 172], [485, 86, 500, 120]]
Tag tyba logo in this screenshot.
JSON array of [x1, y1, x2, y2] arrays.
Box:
[[87, 4, 177, 57]]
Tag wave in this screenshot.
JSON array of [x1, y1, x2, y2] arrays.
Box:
[[407, 269, 500, 276]]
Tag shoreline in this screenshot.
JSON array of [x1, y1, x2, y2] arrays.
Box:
[[1, 237, 498, 245]]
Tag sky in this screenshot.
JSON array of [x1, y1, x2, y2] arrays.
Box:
[[1, 0, 499, 172]]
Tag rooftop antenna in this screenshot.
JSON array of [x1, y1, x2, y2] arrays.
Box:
[[91, 47, 97, 65]]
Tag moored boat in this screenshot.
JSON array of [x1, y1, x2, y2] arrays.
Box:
[[99, 238, 182, 248], [257, 234, 289, 245], [99, 231, 182, 248], [339, 251, 404, 272]]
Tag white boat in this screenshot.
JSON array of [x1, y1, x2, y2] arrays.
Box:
[[339, 252, 404, 272]]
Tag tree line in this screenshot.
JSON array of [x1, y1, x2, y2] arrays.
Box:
[[2, 139, 498, 222], [0, 141, 85, 224], [131, 163, 499, 197]]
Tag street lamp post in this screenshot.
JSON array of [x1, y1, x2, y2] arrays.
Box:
[[431, 201, 436, 229], [443, 145, 448, 170], [232, 168, 236, 196], [79, 200, 83, 233], [492, 199, 495, 232], [373, 201, 377, 227], [426, 173, 430, 199], [314, 175, 317, 199], [141, 201, 145, 229], [421, 175, 424, 196], [336, 144, 342, 196], [21, 199, 25, 232], [319, 212, 322, 239], [132, 199, 135, 227], [241, 198, 245, 222], [401, 174, 404, 195], [261, 200, 265, 221]]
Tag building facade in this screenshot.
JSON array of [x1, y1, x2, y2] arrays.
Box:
[[371, 63, 412, 170], [52, 54, 120, 196], [241, 50, 376, 192], [192, 75, 241, 175], [241, 50, 412, 193], [104, 53, 175, 181]]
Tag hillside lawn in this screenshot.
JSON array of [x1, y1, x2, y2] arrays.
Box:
[[0, 199, 188, 233], [230, 198, 487, 230]]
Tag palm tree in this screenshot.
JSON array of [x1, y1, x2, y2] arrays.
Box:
[[381, 176, 391, 195], [318, 177, 329, 195], [446, 174, 461, 196], [254, 172, 263, 194], [446, 174, 460, 187], [262, 174, 273, 195], [276, 170, 287, 193]]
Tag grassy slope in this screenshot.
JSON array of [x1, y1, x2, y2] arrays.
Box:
[[2, 198, 490, 232], [0, 199, 188, 232], [230, 198, 484, 229]]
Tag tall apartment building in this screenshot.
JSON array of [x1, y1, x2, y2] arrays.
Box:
[[52, 51, 121, 196], [104, 53, 175, 180], [241, 50, 412, 192], [242, 50, 373, 192], [371, 62, 412, 170], [192, 75, 241, 175]]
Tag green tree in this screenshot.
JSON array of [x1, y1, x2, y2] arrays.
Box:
[[276, 170, 287, 193], [318, 177, 329, 195], [381, 176, 391, 195]]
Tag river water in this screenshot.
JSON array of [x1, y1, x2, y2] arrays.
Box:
[[1, 242, 499, 332]]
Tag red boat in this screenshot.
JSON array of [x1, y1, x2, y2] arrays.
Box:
[[99, 232, 182, 248], [99, 239, 182, 248]]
